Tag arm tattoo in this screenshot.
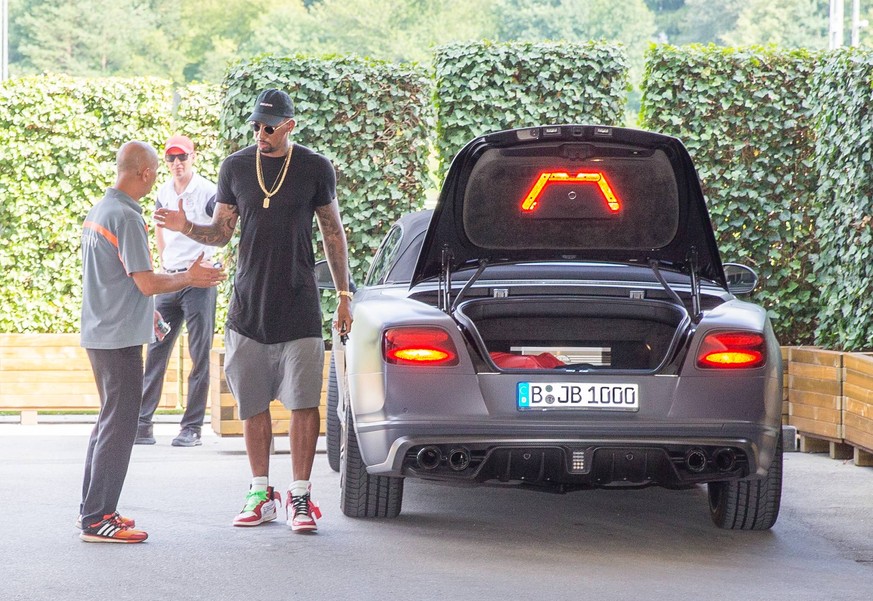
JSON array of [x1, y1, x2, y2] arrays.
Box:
[[189, 203, 238, 247], [316, 202, 350, 287]]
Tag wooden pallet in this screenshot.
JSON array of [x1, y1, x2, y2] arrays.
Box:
[[797, 433, 854, 459]]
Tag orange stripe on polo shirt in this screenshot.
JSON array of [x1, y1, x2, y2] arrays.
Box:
[[84, 220, 126, 271], [83, 220, 154, 272], [84, 220, 118, 248]]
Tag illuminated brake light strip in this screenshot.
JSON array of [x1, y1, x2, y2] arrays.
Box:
[[384, 327, 460, 366], [700, 351, 762, 366], [390, 348, 452, 363], [521, 172, 621, 213]]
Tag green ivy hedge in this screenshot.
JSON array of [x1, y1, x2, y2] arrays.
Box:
[[810, 50, 873, 350], [0, 76, 175, 332], [640, 45, 821, 346], [433, 41, 629, 180]]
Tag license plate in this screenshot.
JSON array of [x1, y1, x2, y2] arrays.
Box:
[[518, 382, 640, 411]]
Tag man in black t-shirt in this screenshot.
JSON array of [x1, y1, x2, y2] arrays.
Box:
[[156, 89, 353, 534]]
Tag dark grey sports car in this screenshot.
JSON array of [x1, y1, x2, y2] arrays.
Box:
[[321, 124, 783, 530]]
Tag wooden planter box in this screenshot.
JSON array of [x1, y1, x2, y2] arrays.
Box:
[[0, 333, 216, 423], [781, 346, 789, 424], [787, 347, 844, 444], [841, 353, 873, 466], [0, 333, 191, 414], [209, 349, 329, 437]]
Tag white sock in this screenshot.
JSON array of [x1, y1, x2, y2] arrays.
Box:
[[289, 480, 310, 496], [251, 476, 268, 493]]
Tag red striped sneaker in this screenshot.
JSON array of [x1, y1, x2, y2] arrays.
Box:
[[287, 487, 322, 533], [76, 512, 134, 530], [79, 513, 148, 543], [232, 486, 280, 527]]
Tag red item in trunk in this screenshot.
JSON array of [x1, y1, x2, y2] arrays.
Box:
[[490, 352, 565, 369]]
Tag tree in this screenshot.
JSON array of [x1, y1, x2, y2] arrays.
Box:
[[722, 0, 828, 49], [178, 0, 275, 81], [13, 0, 185, 79], [644, 0, 685, 43], [493, 0, 655, 78], [495, 0, 655, 47], [244, 0, 498, 64], [666, 0, 743, 45]]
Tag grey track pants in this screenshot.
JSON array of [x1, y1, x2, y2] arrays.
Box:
[[80, 346, 143, 528]]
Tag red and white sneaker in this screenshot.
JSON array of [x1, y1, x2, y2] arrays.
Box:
[[232, 486, 280, 527], [286, 487, 322, 533]]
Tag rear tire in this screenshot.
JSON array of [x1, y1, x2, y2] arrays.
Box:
[[326, 354, 340, 472], [708, 433, 782, 530], [340, 408, 403, 518]]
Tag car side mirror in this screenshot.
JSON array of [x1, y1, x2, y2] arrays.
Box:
[[315, 259, 357, 292], [723, 263, 758, 295], [315, 260, 334, 290]]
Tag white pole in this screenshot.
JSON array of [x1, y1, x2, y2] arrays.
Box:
[[831, 0, 845, 49], [1, 0, 8, 81], [851, 0, 862, 46]]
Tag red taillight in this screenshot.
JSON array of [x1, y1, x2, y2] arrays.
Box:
[[384, 327, 459, 366], [697, 332, 766, 369]]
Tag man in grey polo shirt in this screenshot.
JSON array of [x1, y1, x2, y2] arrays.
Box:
[[78, 140, 225, 543]]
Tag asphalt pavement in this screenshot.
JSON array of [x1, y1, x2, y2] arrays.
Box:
[[1, 420, 872, 601]]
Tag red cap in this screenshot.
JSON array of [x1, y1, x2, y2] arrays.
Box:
[[164, 134, 195, 155]]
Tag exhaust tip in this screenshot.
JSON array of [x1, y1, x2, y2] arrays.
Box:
[[685, 448, 708, 473], [416, 446, 442, 470], [447, 447, 471, 471], [714, 448, 737, 472]]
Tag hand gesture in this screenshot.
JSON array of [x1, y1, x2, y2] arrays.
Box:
[[183, 252, 227, 288], [155, 198, 189, 233]]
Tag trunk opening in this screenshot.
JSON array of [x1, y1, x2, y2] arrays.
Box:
[[454, 296, 689, 371]]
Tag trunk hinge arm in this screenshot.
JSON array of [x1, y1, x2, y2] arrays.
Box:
[[451, 259, 489, 313], [439, 245, 453, 313], [688, 247, 701, 321], [649, 260, 684, 308]]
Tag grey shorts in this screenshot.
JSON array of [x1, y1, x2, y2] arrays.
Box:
[[224, 329, 325, 420]]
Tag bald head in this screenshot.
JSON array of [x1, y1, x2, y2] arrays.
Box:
[[117, 141, 158, 174], [114, 141, 159, 201]]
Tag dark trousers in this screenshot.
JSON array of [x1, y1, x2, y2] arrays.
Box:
[[140, 286, 217, 432], [81, 346, 143, 527]]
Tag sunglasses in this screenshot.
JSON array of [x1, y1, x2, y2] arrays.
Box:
[[165, 153, 189, 163], [251, 119, 292, 135]]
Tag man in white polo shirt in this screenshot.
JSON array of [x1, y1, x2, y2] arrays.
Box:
[[135, 135, 219, 447]]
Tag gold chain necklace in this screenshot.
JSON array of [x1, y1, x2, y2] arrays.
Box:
[[256, 143, 293, 209]]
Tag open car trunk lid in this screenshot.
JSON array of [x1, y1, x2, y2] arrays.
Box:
[[411, 125, 726, 288]]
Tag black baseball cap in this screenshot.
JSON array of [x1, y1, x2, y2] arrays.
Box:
[[247, 89, 295, 127]]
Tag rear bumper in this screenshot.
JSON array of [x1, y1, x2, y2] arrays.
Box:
[[358, 422, 780, 490]]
